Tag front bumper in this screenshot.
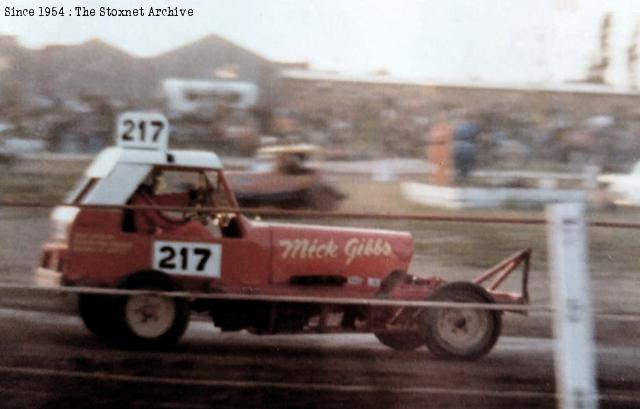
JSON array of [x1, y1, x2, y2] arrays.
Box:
[[34, 267, 63, 287], [31, 267, 76, 313]]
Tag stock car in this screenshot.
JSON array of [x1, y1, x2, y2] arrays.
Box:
[[36, 112, 531, 360], [226, 144, 345, 210]]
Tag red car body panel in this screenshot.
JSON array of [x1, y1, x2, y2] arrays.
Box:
[[269, 223, 412, 289], [57, 205, 413, 299]]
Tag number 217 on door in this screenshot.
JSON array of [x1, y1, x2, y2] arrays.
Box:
[[153, 241, 222, 278]]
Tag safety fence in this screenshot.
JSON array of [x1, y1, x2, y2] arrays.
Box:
[[0, 282, 639, 321], [3, 199, 640, 229]]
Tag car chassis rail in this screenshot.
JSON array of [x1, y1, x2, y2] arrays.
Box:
[[7, 249, 533, 313], [472, 248, 531, 311]]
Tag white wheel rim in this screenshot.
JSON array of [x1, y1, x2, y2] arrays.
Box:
[[436, 307, 489, 352], [125, 295, 176, 339]]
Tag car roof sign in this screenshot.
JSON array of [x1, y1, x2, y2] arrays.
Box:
[[115, 111, 169, 151]]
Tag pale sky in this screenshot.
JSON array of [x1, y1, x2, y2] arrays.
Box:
[[1, 0, 639, 87]]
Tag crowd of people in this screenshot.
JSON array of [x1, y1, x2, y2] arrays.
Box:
[[277, 98, 640, 175]]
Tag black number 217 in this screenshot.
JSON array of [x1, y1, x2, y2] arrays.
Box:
[[122, 120, 165, 142], [159, 246, 211, 271]]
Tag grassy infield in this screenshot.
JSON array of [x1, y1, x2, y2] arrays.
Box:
[[338, 180, 640, 276]]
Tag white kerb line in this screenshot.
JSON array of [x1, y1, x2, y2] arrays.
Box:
[[547, 203, 598, 409]]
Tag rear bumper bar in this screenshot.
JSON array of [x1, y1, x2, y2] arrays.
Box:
[[473, 248, 531, 310]]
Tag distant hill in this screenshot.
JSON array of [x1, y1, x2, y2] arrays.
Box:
[[36, 40, 149, 102], [0, 34, 278, 108], [152, 34, 278, 105]]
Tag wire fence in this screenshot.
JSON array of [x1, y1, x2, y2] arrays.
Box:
[[3, 200, 640, 229]]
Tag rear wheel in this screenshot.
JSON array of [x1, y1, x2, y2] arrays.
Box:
[[374, 329, 425, 351], [373, 271, 424, 351], [422, 282, 501, 360]]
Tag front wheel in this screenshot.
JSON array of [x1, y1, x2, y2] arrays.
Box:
[[117, 272, 190, 349], [78, 294, 121, 340], [422, 282, 501, 360]]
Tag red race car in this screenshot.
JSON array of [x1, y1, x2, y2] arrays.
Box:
[[36, 112, 531, 359]]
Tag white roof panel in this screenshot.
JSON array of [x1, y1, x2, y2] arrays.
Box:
[[84, 147, 223, 178], [84, 163, 152, 205]]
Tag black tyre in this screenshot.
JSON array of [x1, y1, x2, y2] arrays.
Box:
[[209, 300, 250, 332], [373, 271, 424, 351], [309, 185, 345, 211], [422, 282, 501, 360], [116, 271, 190, 349], [374, 329, 425, 351], [78, 293, 122, 340]]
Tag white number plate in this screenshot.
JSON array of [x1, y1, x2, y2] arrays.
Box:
[[116, 111, 169, 150], [153, 241, 221, 278]]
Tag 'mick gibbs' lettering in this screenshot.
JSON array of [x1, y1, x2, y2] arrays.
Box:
[[278, 237, 393, 265], [345, 238, 392, 265], [279, 239, 338, 259]]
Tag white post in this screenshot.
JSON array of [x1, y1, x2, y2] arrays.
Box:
[[547, 203, 598, 409]]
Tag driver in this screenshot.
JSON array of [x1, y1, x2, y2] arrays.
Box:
[[128, 172, 211, 236]]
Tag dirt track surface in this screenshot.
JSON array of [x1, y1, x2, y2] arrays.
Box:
[[0, 307, 638, 409]]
